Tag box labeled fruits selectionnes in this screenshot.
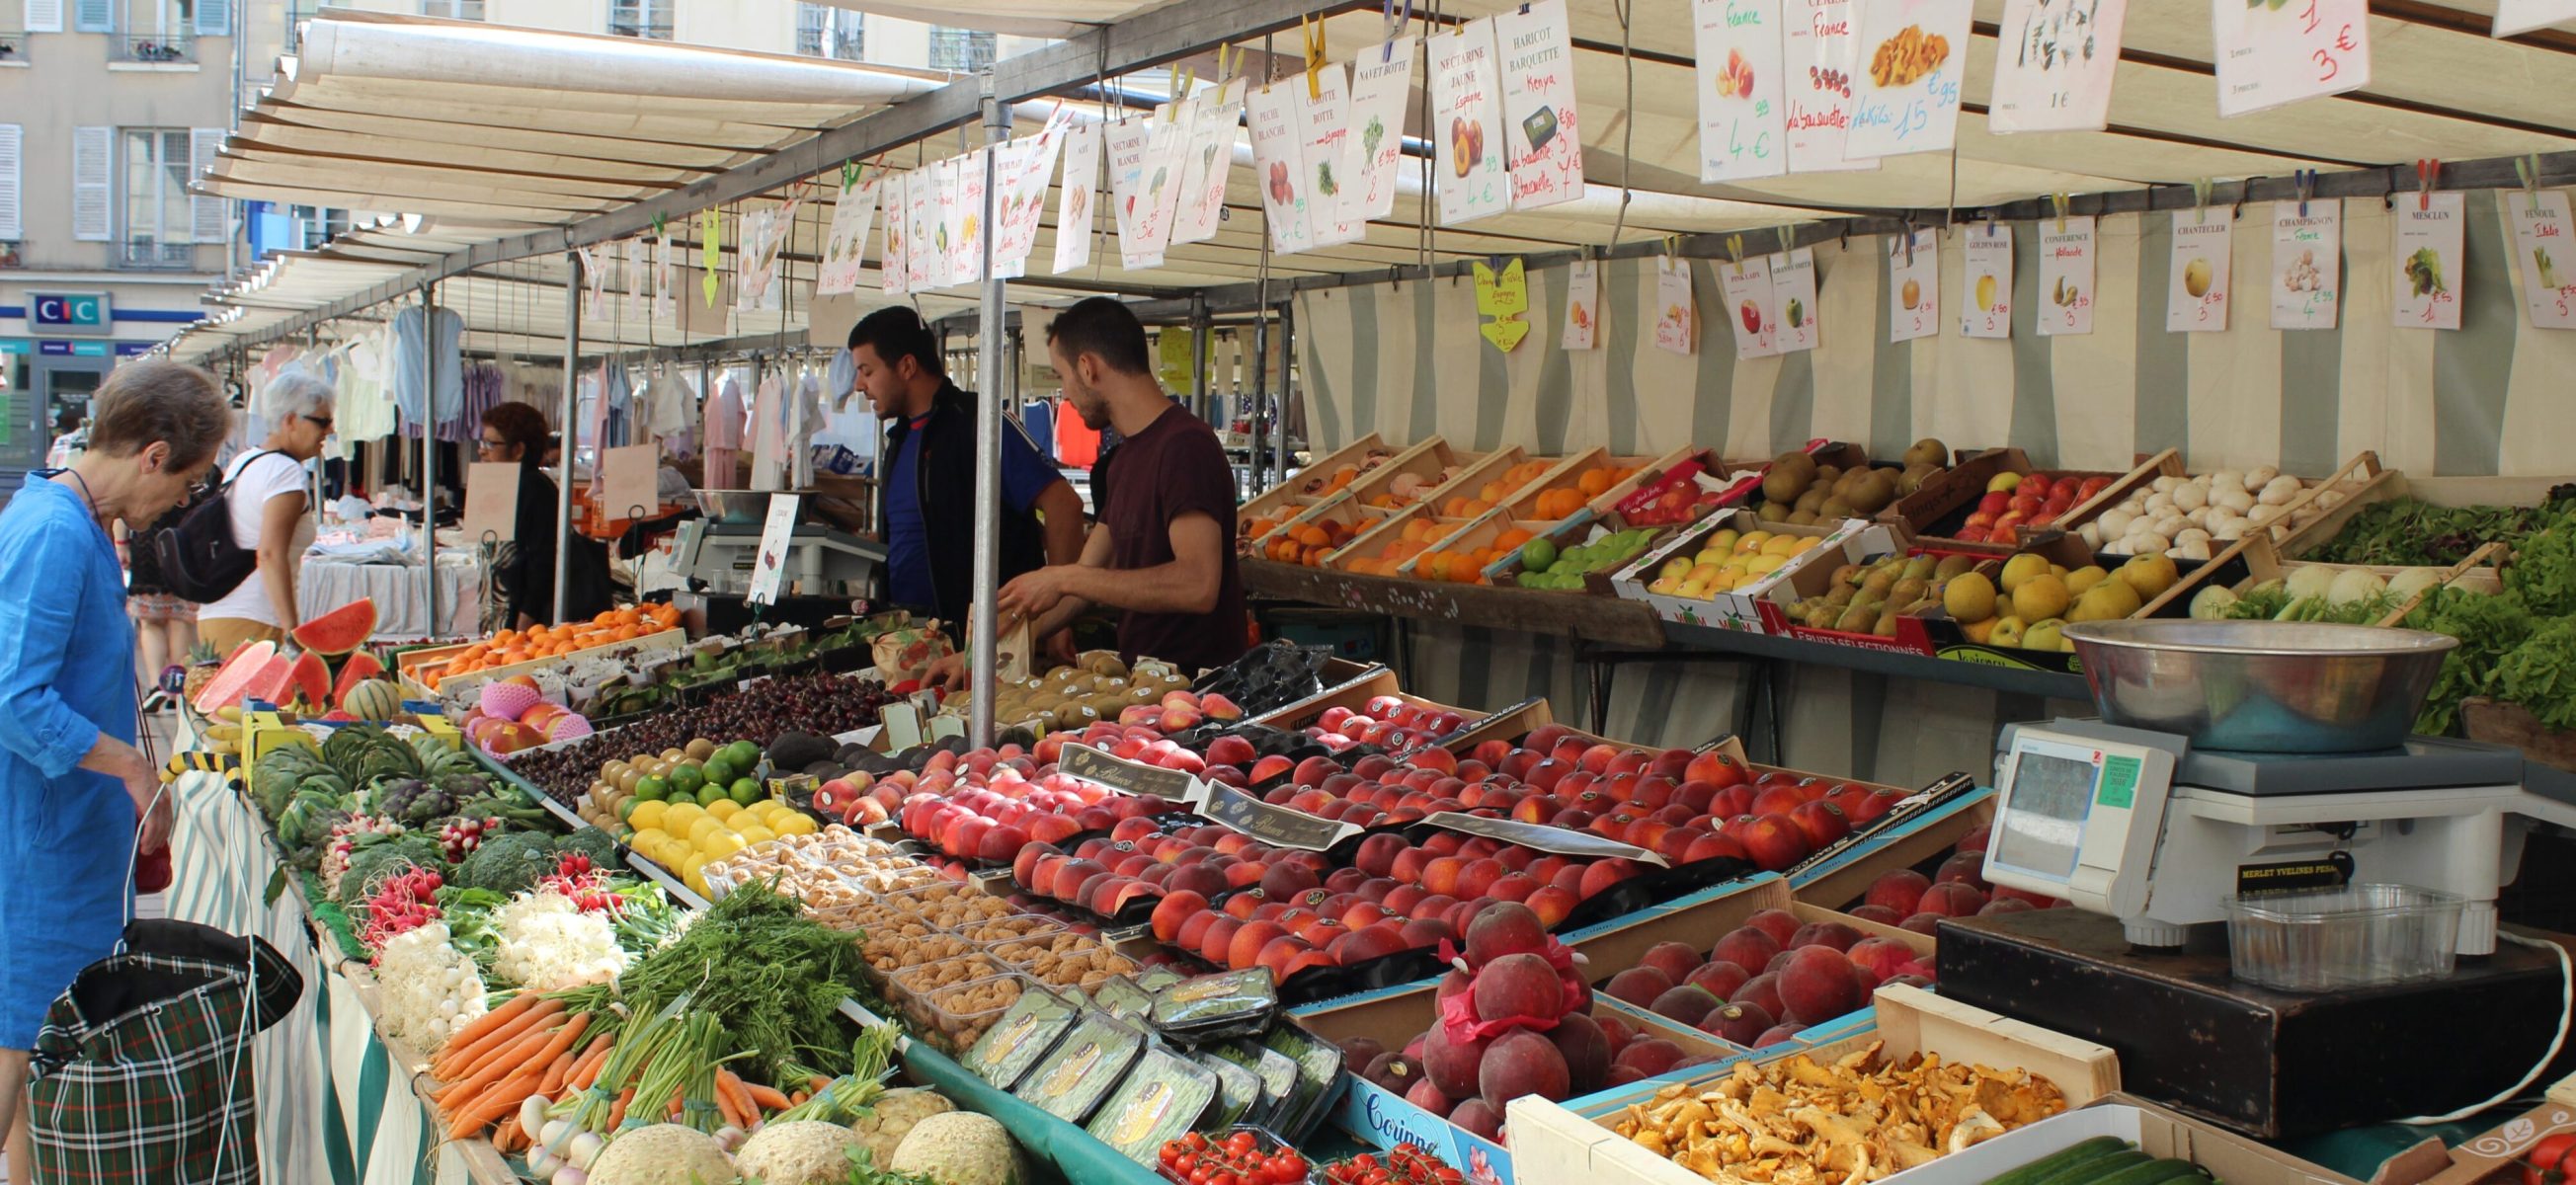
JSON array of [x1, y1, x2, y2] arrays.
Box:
[[1610, 511, 1897, 632], [1506, 985, 2127, 1185]]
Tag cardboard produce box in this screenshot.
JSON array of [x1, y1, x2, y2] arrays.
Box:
[[1506, 985, 2120, 1185], [1612, 511, 1891, 632]]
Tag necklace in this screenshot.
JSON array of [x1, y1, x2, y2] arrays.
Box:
[[46, 468, 114, 537]]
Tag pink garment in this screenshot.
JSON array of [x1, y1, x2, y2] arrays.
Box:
[[705, 376, 745, 449]]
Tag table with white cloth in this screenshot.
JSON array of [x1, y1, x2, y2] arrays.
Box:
[[298, 550, 487, 641]]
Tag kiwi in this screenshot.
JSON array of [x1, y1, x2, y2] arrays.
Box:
[[1787, 509, 1819, 525], [1761, 469, 1808, 506], [1814, 464, 1842, 487], [1819, 498, 1855, 519], [1795, 488, 1829, 514]]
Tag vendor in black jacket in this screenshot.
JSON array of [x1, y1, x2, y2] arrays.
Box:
[[838, 307, 1084, 630]]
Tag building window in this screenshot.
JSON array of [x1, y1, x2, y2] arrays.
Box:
[[419, 0, 482, 19], [794, 3, 860, 60], [926, 25, 993, 71], [289, 204, 348, 250], [609, 0, 669, 40], [121, 127, 194, 259]]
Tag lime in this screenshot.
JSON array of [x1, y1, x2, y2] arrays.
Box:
[[720, 741, 761, 770], [616, 797, 640, 822], [635, 775, 670, 802], [669, 762, 706, 797], [697, 783, 729, 807], [1522, 538, 1560, 572], [701, 757, 735, 788], [729, 777, 762, 805]]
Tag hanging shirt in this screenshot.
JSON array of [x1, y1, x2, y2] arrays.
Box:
[[749, 374, 786, 492], [644, 371, 697, 442], [388, 305, 464, 429], [1020, 399, 1056, 461], [1054, 401, 1102, 467], [337, 334, 398, 444]]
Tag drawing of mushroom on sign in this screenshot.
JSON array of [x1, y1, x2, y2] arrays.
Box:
[[2271, 198, 2342, 330], [1844, 0, 1971, 158], [1496, 0, 1581, 211]]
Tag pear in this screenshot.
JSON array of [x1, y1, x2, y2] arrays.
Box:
[[1834, 605, 1877, 633], [1903, 437, 1950, 469], [1934, 554, 1978, 581]]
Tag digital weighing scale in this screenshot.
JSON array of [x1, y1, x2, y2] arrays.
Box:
[[670, 518, 886, 598]]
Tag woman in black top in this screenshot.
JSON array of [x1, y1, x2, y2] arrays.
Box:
[[478, 403, 613, 627]]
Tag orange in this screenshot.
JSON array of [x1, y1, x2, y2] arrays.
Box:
[[1459, 500, 1492, 517], [1578, 468, 1615, 497], [1493, 527, 1535, 550]]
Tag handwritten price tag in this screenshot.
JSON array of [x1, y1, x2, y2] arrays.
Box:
[[1497, 0, 1583, 211], [2168, 210, 2232, 333], [1889, 229, 1939, 343], [1719, 254, 1780, 356], [2393, 192, 2464, 331], [1696, 0, 1789, 182], [2507, 190, 2576, 331], [2270, 198, 2343, 330], [1785, 0, 1877, 172], [2037, 215, 2097, 336], [2213, 0, 2370, 117], [1845, 0, 1972, 157], [1988, 0, 2129, 132], [1963, 224, 2014, 338]]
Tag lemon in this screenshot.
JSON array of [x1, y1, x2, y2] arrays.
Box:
[[685, 868, 712, 898], [736, 825, 777, 847], [1760, 534, 1800, 557], [630, 827, 671, 853], [658, 838, 693, 868], [698, 830, 748, 857], [682, 816, 722, 843], [663, 802, 704, 830], [774, 814, 818, 837], [705, 799, 741, 821]]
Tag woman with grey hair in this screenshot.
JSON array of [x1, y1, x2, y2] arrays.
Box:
[[197, 371, 334, 654]]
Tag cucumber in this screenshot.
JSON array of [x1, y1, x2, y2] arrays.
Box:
[[2031, 1148, 2152, 1185], [2092, 1158, 2214, 1185], [1983, 1138, 2136, 1185]]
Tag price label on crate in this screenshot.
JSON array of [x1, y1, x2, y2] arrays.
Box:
[[1418, 812, 1668, 866], [1058, 743, 1200, 804], [1197, 782, 1362, 851]]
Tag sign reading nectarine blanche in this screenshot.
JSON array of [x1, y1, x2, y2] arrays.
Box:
[[1298, 65, 1363, 247], [2168, 209, 2231, 332], [1199, 782, 1360, 851], [1059, 742, 1200, 805], [1987, 0, 2128, 133], [1246, 85, 1314, 254], [1845, 0, 1971, 158], [1346, 39, 1415, 221], [1495, 0, 1582, 211], [1695, 0, 1787, 182], [1430, 20, 1510, 226], [1717, 254, 1778, 357], [2391, 191, 2463, 330], [1107, 113, 1181, 270], [2036, 215, 2096, 337], [1655, 256, 1700, 356], [1053, 123, 1100, 275], [2270, 198, 2341, 330], [1772, 247, 1820, 353], [1887, 228, 1938, 343], [2505, 190, 2576, 331], [1785, 0, 1876, 173], [1962, 222, 2014, 339]]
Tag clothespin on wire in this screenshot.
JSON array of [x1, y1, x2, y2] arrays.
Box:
[[2418, 160, 2438, 211], [842, 159, 863, 192], [2295, 169, 2316, 219], [1726, 233, 1744, 265], [1776, 225, 1794, 256], [2516, 154, 2542, 199], [1302, 16, 1328, 100], [2052, 193, 2071, 234], [2190, 179, 2214, 226], [1901, 221, 1916, 267], [1383, 0, 1411, 61], [2233, 176, 2262, 222]]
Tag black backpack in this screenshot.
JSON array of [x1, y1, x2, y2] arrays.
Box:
[[148, 450, 277, 603]]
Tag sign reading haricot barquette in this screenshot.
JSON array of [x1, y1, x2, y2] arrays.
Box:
[[1346, 40, 1415, 222], [1494, 0, 1583, 211], [2506, 190, 2576, 331], [1888, 228, 1939, 343], [1245, 85, 1314, 255], [1695, 0, 1789, 182], [1785, 0, 1876, 173], [2392, 192, 2464, 331], [1844, 0, 1972, 158], [1718, 254, 1779, 357], [1430, 20, 1512, 226], [1052, 122, 1101, 276], [1299, 65, 1363, 248], [1986, 0, 2129, 133], [2168, 208, 2232, 332], [1773, 247, 1821, 354], [2212, 0, 2371, 118], [2271, 198, 2342, 330], [1962, 222, 2014, 338], [2037, 215, 2097, 337]]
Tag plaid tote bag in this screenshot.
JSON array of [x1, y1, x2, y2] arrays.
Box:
[[27, 918, 304, 1184]]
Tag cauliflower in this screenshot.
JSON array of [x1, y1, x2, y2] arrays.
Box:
[[587, 1124, 735, 1185], [888, 1112, 1021, 1185], [850, 1088, 955, 1163], [491, 892, 627, 990], [374, 923, 486, 1051], [733, 1121, 864, 1185]]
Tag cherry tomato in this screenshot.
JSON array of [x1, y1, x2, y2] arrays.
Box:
[[2533, 1137, 2576, 1173]]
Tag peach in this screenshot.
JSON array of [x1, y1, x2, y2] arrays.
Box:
[[1479, 1028, 1570, 1107], [1648, 984, 1721, 1026], [1866, 870, 1933, 916], [1638, 941, 1701, 986], [1778, 945, 1865, 1024], [1422, 1021, 1488, 1099], [1611, 1037, 1685, 1078], [1789, 920, 1862, 952], [1603, 967, 1673, 1007], [1916, 882, 1988, 916], [1464, 902, 1548, 967], [1704, 1000, 1773, 1047], [1685, 960, 1751, 1000]]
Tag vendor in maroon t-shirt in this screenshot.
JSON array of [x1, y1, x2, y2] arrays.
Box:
[[989, 297, 1248, 674]]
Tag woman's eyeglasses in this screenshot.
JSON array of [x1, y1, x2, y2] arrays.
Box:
[[302, 414, 334, 430], [478, 436, 509, 451]]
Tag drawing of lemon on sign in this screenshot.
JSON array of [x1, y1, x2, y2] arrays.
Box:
[[1975, 273, 1998, 311]]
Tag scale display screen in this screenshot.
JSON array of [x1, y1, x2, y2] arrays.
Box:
[[1994, 748, 2101, 882]]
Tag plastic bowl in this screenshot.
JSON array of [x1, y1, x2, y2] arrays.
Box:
[[2223, 883, 2462, 992]]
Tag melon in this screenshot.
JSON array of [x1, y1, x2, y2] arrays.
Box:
[[242, 656, 297, 707], [341, 679, 403, 721], [292, 598, 377, 656], [331, 651, 384, 706], [287, 651, 332, 711], [191, 641, 278, 714]]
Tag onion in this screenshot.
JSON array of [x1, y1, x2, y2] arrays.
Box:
[[527, 1147, 559, 1176], [566, 1132, 605, 1171], [551, 1169, 587, 1185]]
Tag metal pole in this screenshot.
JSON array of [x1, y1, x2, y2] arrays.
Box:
[[1274, 299, 1294, 487], [1249, 317, 1270, 494], [555, 250, 583, 626], [967, 82, 1010, 748], [420, 283, 438, 635], [1189, 295, 1211, 424]]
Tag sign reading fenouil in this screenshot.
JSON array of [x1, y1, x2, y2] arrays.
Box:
[[30, 292, 112, 335]]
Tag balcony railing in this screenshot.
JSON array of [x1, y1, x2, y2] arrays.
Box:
[[795, 26, 862, 60], [0, 243, 24, 270], [607, 20, 671, 40], [116, 240, 198, 271], [116, 34, 194, 62], [0, 31, 28, 63]]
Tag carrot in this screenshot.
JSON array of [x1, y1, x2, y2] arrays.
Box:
[[445, 1012, 588, 1111], [536, 1049, 575, 1097], [441, 998, 565, 1082], [434, 992, 542, 1076], [744, 1080, 791, 1113], [605, 1087, 634, 1130], [787, 1090, 810, 1107], [710, 1087, 746, 1133], [449, 1066, 541, 1138], [451, 1002, 572, 1084], [493, 1116, 524, 1153], [808, 1074, 832, 1094], [725, 1071, 764, 1127], [568, 1042, 610, 1091], [436, 1021, 553, 1106]]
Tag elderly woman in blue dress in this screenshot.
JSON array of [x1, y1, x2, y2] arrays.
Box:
[[0, 358, 231, 1178]]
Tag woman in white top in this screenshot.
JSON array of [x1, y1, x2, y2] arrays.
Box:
[[198, 373, 334, 655]]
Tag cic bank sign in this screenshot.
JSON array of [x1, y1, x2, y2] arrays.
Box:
[[29, 292, 113, 335]]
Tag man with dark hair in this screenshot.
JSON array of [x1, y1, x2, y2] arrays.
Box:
[[982, 296, 1248, 674], [840, 305, 1084, 630]]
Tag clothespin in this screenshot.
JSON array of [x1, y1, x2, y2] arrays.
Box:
[[2052, 193, 2071, 233], [1726, 233, 1744, 264], [1384, 0, 1411, 61], [2234, 176, 2262, 222], [2516, 153, 2542, 198], [2191, 179, 2214, 226], [2295, 169, 2316, 218], [1776, 225, 1794, 256], [1901, 223, 1916, 267], [1302, 16, 1328, 100], [652, 212, 668, 240], [842, 159, 863, 192], [1175, 65, 1196, 98]]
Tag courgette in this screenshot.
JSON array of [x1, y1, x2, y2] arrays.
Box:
[[1983, 1137, 2135, 1185], [2092, 1157, 2213, 1185], [2031, 1148, 2151, 1185]]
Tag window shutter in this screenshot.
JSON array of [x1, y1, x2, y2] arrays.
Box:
[[25, 0, 63, 34], [71, 126, 111, 242], [0, 126, 21, 243], [73, 0, 111, 33], [190, 128, 225, 244], [195, 0, 229, 37]]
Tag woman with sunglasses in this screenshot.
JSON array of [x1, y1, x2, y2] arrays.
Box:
[[198, 371, 334, 655], [480, 402, 613, 628]]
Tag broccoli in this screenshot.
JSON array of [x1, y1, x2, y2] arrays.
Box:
[[452, 831, 561, 895]]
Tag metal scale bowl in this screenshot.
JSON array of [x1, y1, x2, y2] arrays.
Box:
[[1932, 619, 2576, 1137]]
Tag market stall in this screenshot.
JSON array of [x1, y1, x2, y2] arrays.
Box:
[[300, 551, 490, 643]]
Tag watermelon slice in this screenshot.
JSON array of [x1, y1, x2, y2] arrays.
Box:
[[287, 651, 332, 711], [191, 640, 278, 714], [292, 597, 377, 656], [241, 656, 297, 707], [332, 651, 385, 708]]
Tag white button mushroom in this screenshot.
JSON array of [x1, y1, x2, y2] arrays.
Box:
[[2246, 465, 2281, 490], [2131, 530, 2172, 554], [2210, 469, 2243, 494], [2144, 492, 2176, 515], [2214, 486, 2256, 514], [2099, 508, 2137, 538], [2078, 522, 2104, 549], [2260, 475, 2303, 506], [2173, 482, 2209, 512], [2174, 538, 2214, 561], [2151, 475, 2184, 494], [2247, 504, 2287, 525]]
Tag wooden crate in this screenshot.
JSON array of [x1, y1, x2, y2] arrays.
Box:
[[1505, 985, 2120, 1185], [398, 626, 689, 698], [2015, 448, 2186, 545], [2269, 450, 2398, 559], [1407, 508, 1558, 585], [1327, 501, 1447, 574], [1880, 447, 2134, 554], [1239, 433, 1389, 523], [1342, 437, 1517, 514]]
